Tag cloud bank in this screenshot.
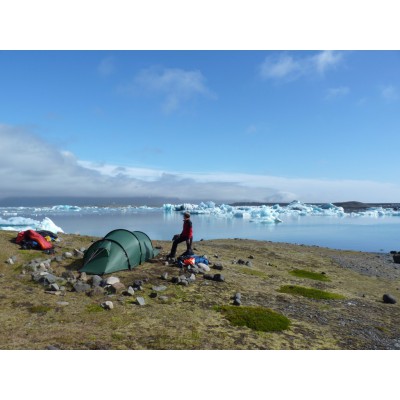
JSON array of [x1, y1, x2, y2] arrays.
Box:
[[259, 51, 344, 82], [1, 124, 400, 203]]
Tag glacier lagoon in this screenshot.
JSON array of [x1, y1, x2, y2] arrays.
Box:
[[0, 201, 399, 253]]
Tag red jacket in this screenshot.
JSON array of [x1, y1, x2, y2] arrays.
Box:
[[181, 219, 193, 239]]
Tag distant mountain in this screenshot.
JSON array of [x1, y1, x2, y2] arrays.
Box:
[[0, 196, 183, 207]]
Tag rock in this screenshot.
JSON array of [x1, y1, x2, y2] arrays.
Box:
[[237, 259, 246, 265], [233, 292, 241, 300], [90, 275, 103, 287], [383, 294, 397, 304], [73, 281, 91, 293], [136, 297, 146, 306], [152, 285, 167, 292], [101, 301, 114, 310], [40, 273, 58, 285], [150, 292, 158, 298], [178, 279, 189, 286], [88, 286, 105, 297], [233, 298, 242, 306], [393, 255, 400, 264], [197, 262, 210, 272], [62, 271, 76, 281], [248, 255, 254, 259], [74, 249, 85, 257], [171, 276, 180, 284], [213, 262, 224, 270], [213, 274, 225, 282], [161, 272, 169, 280], [159, 296, 169, 302], [63, 252, 73, 259], [79, 272, 88, 282], [49, 283, 60, 291], [125, 286, 135, 296], [107, 282, 126, 294], [245, 261, 253, 267], [204, 274, 214, 280], [105, 276, 120, 285], [46, 345, 60, 350], [188, 273, 196, 282], [6, 258, 14, 265], [56, 301, 69, 306]]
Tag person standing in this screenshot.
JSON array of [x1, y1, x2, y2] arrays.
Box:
[[167, 212, 193, 260]]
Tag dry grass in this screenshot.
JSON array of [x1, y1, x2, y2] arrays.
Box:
[[1, 232, 399, 349]]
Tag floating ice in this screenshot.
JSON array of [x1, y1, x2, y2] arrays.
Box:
[[0, 216, 64, 233], [162, 200, 399, 224]]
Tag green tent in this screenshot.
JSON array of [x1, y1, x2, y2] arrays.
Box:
[[80, 229, 159, 275]]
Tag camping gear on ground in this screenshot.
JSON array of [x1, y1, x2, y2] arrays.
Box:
[[80, 229, 159, 275], [15, 229, 54, 250]]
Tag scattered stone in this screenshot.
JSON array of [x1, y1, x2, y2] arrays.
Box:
[[204, 274, 214, 280], [393, 255, 400, 264], [214, 254, 219, 258], [88, 286, 105, 297], [6, 258, 14, 265], [233, 298, 242, 306], [107, 282, 126, 294], [178, 279, 189, 286], [45, 290, 62, 295], [383, 294, 397, 304], [136, 297, 146, 306], [213, 274, 225, 282], [237, 259, 246, 265], [161, 272, 169, 280], [56, 301, 69, 306], [79, 272, 88, 282], [213, 262, 224, 270], [63, 252, 73, 259], [105, 276, 120, 285], [46, 345, 60, 350], [90, 275, 103, 287], [159, 296, 169, 302], [245, 261, 253, 267], [188, 273, 196, 282], [150, 292, 158, 298], [125, 286, 135, 296], [171, 276, 180, 284], [73, 281, 91, 293], [101, 301, 114, 310], [233, 292, 241, 300], [198, 262, 210, 272], [74, 249, 85, 257], [248, 255, 254, 259], [49, 283, 60, 291], [152, 285, 167, 292]]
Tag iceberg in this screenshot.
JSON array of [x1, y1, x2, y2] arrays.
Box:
[[0, 216, 64, 233], [162, 200, 399, 224]]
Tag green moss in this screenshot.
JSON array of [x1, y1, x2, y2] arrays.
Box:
[[279, 285, 345, 300], [30, 305, 52, 314], [85, 304, 104, 313], [216, 305, 291, 332], [289, 269, 331, 281], [236, 267, 268, 278]]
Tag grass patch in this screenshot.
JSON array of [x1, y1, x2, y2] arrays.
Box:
[[216, 305, 291, 332], [29, 305, 52, 314], [289, 269, 331, 281], [279, 285, 345, 300], [236, 267, 268, 278], [85, 304, 104, 313]]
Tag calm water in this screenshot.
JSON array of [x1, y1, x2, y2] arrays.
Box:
[[41, 210, 400, 253]]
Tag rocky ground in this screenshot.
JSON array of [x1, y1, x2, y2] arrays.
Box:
[[1, 231, 399, 350]]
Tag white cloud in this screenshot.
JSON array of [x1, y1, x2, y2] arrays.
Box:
[[1, 124, 400, 203], [97, 56, 115, 77], [259, 51, 344, 81], [312, 50, 343, 75], [380, 85, 398, 102], [326, 86, 350, 99], [121, 66, 216, 113]]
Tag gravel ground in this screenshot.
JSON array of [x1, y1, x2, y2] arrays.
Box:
[[329, 251, 400, 280]]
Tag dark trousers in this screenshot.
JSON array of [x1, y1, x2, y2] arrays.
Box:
[[169, 236, 192, 257]]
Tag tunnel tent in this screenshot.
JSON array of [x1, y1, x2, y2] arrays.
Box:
[[80, 229, 159, 275]]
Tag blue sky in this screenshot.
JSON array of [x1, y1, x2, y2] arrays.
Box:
[[1, 50, 400, 202]]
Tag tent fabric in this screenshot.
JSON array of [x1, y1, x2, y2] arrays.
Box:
[[80, 229, 159, 275]]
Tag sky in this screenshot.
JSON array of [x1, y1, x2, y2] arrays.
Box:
[[1, 49, 400, 203]]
